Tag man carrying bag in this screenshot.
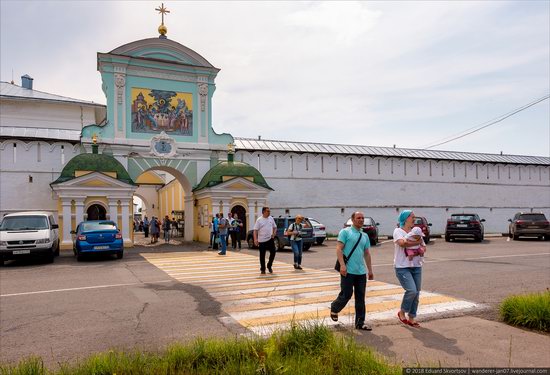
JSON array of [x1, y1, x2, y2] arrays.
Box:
[[330, 211, 374, 331]]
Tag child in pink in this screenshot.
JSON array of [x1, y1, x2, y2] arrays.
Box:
[[405, 226, 426, 260]]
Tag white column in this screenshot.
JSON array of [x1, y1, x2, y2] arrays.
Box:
[[108, 199, 118, 222], [61, 199, 72, 247], [222, 200, 231, 218], [184, 196, 194, 240], [74, 199, 85, 227], [121, 201, 131, 242], [248, 200, 255, 232]]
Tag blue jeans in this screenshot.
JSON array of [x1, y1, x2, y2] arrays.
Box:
[[330, 273, 367, 327], [164, 230, 170, 242], [395, 267, 422, 318], [291, 239, 303, 265], [219, 233, 227, 254]]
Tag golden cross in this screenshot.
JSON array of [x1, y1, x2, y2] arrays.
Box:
[[155, 3, 170, 25]]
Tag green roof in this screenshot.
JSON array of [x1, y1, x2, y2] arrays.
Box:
[[51, 152, 135, 185], [193, 160, 272, 191]]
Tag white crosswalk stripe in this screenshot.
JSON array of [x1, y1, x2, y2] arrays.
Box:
[[142, 251, 480, 334]]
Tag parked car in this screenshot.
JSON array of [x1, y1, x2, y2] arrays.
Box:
[[71, 220, 123, 261], [344, 217, 379, 245], [508, 212, 550, 240], [307, 218, 326, 245], [247, 216, 315, 251], [445, 214, 485, 242], [413, 216, 432, 243], [0, 211, 59, 265]]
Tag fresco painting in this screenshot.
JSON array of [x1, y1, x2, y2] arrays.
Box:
[[131, 88, 193, 135]]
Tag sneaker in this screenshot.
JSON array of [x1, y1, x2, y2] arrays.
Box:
[[261, 270, 266, 275], [218, 252, 225, 255], [293, 263, 298, 269], [268, 267, 273, 274], [296, 265, 303, 270]]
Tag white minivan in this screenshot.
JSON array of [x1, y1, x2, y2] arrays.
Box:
[[0, 211, 60, 265]]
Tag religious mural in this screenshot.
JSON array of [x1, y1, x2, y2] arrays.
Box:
[[131, 88, 193, 135]]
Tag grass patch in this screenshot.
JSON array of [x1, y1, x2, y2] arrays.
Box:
[[500, 290, 550, 332], [0, 322, 400, 374]]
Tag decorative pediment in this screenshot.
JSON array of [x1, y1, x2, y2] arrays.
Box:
[[210, 177, 271, 193], [52, 171, 135, 189]]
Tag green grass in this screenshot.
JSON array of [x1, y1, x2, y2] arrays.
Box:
[[0, 322, 401, 375], [500, 290, 550, 332]]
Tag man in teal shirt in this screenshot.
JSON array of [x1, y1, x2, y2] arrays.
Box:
[[330, 211, 374, 330]]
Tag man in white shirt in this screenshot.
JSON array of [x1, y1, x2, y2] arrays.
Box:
[[253, 206, 277, 274]]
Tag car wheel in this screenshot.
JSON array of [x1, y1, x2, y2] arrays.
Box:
[[0, 257, 4, 266], [303, 243, 311, 251], [316, 238, 325, 245], [247, 237, 255, 249], [425, 236, 430, 244], [76, 252, 84, 262], [116, 251, 123, 259], [512, 234, 519, 241], [370, 237, 377, 246], [445, 234, 451, 242], [54, 240, 60, 256]]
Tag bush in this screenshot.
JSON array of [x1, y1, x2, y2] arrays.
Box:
[[500, 290, 550, 332], [0, 322, 401, 375]]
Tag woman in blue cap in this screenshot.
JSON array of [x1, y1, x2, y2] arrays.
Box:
[[393, 210, 424, 327]]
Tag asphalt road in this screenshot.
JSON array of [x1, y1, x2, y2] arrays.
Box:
[[1, 236, 548, 366]]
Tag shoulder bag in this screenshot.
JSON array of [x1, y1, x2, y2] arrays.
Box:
[[334, 232, 363, 272]]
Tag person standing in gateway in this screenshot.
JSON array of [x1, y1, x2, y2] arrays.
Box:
[[330, 211, 374, 331], [253, 207, 277, 274]]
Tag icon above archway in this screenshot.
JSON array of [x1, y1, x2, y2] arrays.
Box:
[[131, 88, 193, 136]]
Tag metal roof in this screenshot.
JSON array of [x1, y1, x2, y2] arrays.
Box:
[[234, 137, 550, 166], [0, 82, 105, 107]]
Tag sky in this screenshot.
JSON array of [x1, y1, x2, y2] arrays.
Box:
[[1, 1, 549, 157]]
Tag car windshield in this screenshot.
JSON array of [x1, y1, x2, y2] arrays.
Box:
[[81, 222, 117, 232], [0, 216, 49, 231], [364, 218, 375, 225], [451, 215, 476, 221], [413, 218, 425, 225], [309, 219, 320, 226], [518, 214, 547, 221]]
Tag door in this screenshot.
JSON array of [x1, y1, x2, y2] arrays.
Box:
[[231, 205, 247, 240]]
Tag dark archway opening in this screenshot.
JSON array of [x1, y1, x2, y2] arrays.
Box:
[[231, 205, 247, 240], [87, 204, 107, 221]]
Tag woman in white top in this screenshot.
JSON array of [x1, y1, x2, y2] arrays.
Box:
[[393, 210, 424, 327]]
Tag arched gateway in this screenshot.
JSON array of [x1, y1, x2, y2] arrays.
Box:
[[49, 28, 272, 249]]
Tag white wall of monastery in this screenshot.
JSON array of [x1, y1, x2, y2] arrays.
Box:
[[236, 151, 550, 236]]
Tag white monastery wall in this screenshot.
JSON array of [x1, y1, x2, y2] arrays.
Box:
[[237, 151, 550, 236], [0, 101, 98, 131]]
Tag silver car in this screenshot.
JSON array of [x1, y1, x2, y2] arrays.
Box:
[[307, 218, 327, 245]]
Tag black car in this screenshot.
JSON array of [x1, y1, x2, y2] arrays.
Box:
[[508, 212, 550, 240], [344, 217, 379, 245], [445, 213, 485, 242], [247, 216, 315, 250]]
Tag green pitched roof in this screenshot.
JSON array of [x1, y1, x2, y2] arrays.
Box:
[[51, 153, 135, 185], [193, 160, 272, 192]]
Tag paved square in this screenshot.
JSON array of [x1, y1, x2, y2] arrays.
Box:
[[143, 252, 479, 334]]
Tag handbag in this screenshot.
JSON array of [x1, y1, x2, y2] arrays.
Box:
[[334, 232, 364, 271]]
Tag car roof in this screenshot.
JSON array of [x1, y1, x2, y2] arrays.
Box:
[[451, 213, 478, 216], [81, 220, 116, 223], [3, 211, 53, 217]]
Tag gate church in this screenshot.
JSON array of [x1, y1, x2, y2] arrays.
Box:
[[0, 15, 272, 250], [1, 8, 549, 249]]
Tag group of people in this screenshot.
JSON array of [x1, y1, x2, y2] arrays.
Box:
[[250, 206, 426, 331], [208, 212, 244, 255], [139, 216, 181, 244], [329, 209, 426, 330]]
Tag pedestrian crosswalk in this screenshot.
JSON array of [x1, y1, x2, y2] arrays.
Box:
[[142, 252, 479, 334]]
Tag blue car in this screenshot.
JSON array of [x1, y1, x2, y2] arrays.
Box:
[[72, 220, 123, 261]]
